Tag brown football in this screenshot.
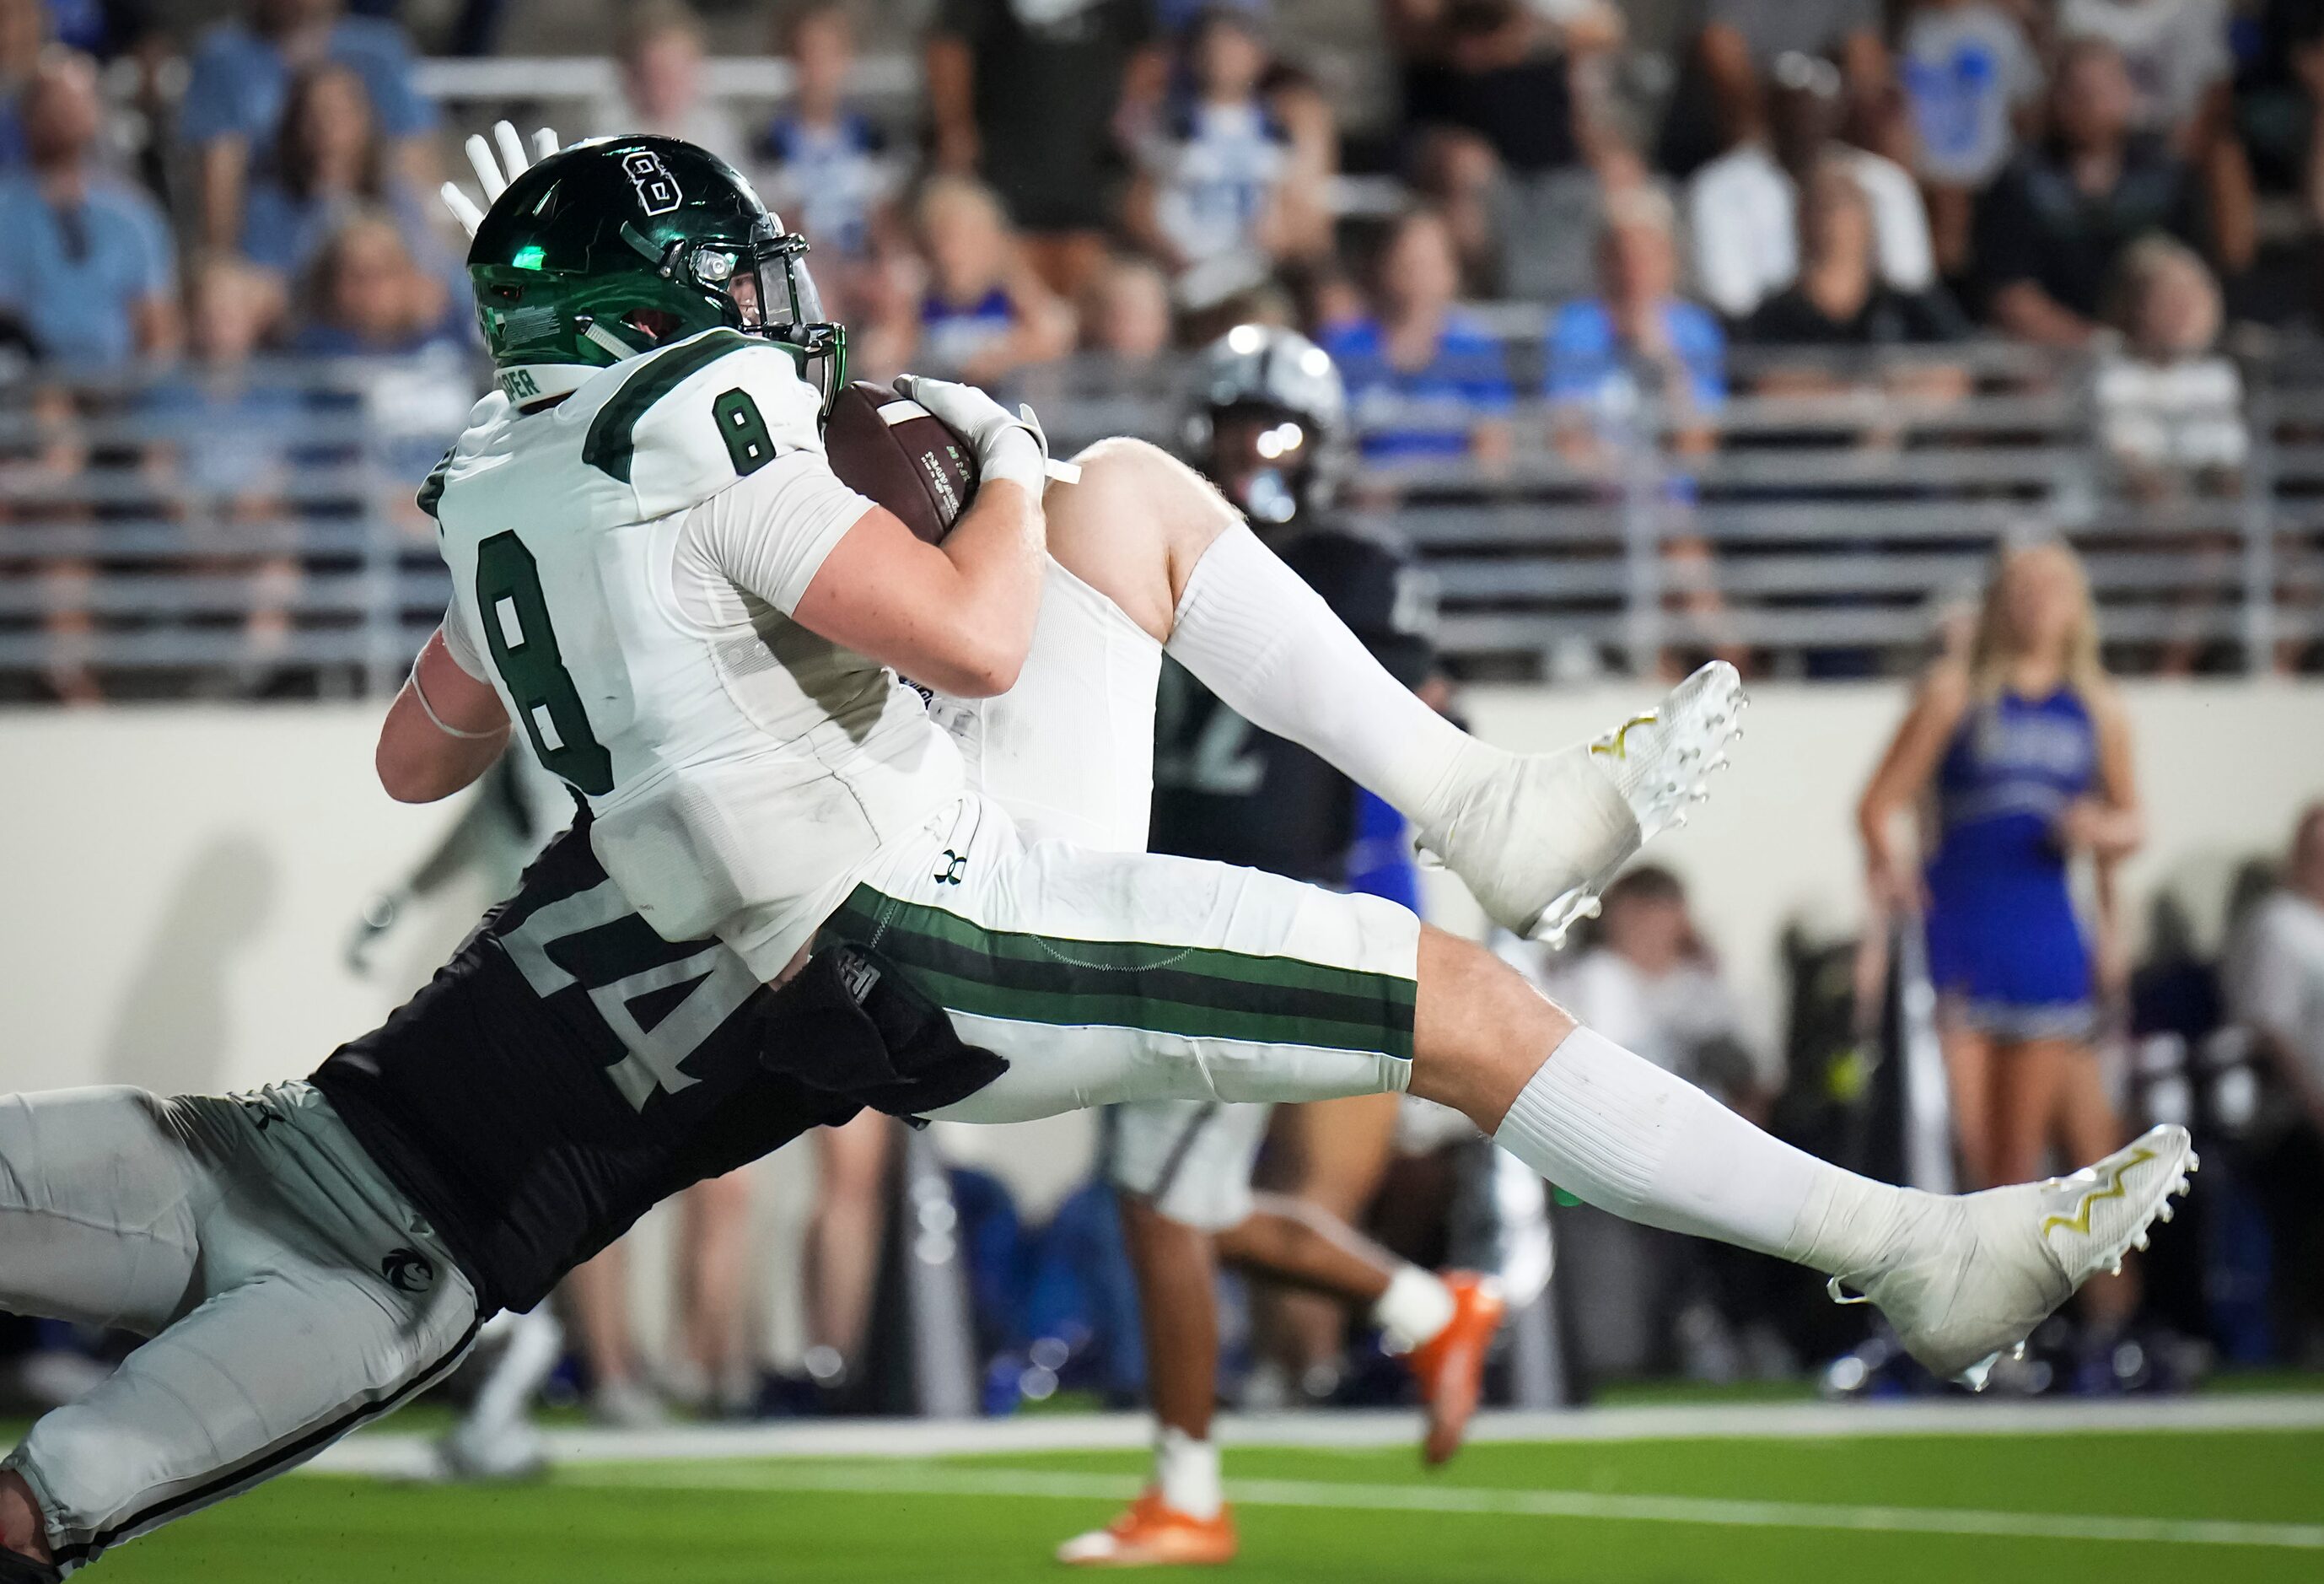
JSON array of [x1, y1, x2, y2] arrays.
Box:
[[823, 379, 980, 544]]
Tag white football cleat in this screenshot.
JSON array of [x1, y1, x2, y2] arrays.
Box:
[[434, 1415, 550, 1483], [1833, 1124, 2196, 1387], [1418, 661, 1744, 945]]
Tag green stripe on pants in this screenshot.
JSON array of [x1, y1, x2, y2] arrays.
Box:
[[826, 886, 1415, 1062]]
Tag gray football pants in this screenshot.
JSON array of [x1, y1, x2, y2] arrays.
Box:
[[0, 1082, 479, 1573]]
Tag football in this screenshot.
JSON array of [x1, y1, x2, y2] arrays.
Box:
[[823, 379, 980, 544]]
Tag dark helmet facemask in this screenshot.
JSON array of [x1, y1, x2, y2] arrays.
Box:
[[740, 235, 847, 415], [628, 218, 847, 415], [1204, 403, 1321, 525]]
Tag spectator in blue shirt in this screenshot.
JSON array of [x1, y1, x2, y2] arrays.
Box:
[[1124, 7, 1304, 290], [1547, 185, 1739, 676], [904, 174, 1074, 384], [1315, 206, 1513, 464], [179, 0, 435, 254], [240, 62, 458, 309], [0, 52, 177, 364], [754, 2, 896, 303], [291, 211, 477, 532], [147, 256, 304, 684], [1546, 186, 1725, 469], [150, 256, 298, 505]]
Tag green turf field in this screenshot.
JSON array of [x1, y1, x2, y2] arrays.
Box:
[[74, 1418, 2324, 1583]]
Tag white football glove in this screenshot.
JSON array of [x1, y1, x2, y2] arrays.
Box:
[[439, 120, 563, 239], [893, 374, 1070, 492]]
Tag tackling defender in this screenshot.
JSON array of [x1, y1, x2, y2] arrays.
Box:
[[420, 135, 2185, 1426], [0, 822, 1011, 1576]]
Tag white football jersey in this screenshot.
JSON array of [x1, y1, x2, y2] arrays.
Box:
[[431, 328, 965, 974]]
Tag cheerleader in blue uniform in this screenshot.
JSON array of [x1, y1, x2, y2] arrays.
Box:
[[1859, 543, 2144, 1195]]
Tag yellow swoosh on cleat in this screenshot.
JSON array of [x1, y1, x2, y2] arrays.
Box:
[[2039, 1146, 2156, 1239], [1592, 714, 1659, 761]]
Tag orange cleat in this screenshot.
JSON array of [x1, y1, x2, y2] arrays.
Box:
[[1056, 1490, 1239, 1568], [1403, 1271, 1508, 1466]]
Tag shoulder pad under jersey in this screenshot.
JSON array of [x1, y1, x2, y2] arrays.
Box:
[[578, 329, 827, 521], [421, 391, 514, 520]]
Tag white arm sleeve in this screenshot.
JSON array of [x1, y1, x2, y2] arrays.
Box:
[[684, 449, 883, 615], [439, 601, 492, 680]]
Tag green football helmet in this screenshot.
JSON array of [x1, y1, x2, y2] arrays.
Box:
[[467, 133, 843, 410]]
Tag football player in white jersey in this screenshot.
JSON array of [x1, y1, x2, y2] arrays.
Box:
[[397, 127, 2188, 1452]]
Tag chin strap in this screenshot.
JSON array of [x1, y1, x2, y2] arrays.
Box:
[[580, 321, 639, 361]]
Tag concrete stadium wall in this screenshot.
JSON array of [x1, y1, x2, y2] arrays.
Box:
[[1, 677, 2317, 1179]]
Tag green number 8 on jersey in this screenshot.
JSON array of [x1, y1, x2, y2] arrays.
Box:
[[475, 531, 616, 795], [433, 331, 831, 807]]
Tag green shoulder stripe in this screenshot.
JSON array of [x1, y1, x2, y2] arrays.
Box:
[[581, 328, 756, 483], [416, 447, 453, 520]]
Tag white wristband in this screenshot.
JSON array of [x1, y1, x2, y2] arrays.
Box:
[[978, 428, 1047, 493]]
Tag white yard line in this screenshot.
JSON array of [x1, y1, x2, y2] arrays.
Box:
[[535, 1461, 2324, 1552], [306, 1397, 2324, 1551], [310, 1392, 2324, 1479]]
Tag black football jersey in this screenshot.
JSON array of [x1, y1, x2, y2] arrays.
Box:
[[1149, 523, 1436, 881], [311, 819, 858, 1316]]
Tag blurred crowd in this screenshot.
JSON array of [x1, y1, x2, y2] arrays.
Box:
[[0, 0, 2315, 421], [0, 0, 2312, 701], [605, 0, 2321, 506], [0, 0, 2316, 354]]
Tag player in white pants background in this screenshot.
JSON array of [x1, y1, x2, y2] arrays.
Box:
[[1016, 329, 1508, 1564]]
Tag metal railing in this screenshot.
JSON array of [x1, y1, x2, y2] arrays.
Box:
[[0, 352, 465, 702], [1027, 337, 2324, 681], [2, 336, 2319, 701]]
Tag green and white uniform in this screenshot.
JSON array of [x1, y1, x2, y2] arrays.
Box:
[[433, 329, 960, 972], [433, 328, 1419, 1122]]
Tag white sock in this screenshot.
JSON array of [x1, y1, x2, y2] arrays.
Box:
[[1493, 1026, 1921, 1277], [1372, 1265, 1459, 1353], [1165, 525, 1494, 832], [1154, 1425, 1223, 1520]]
